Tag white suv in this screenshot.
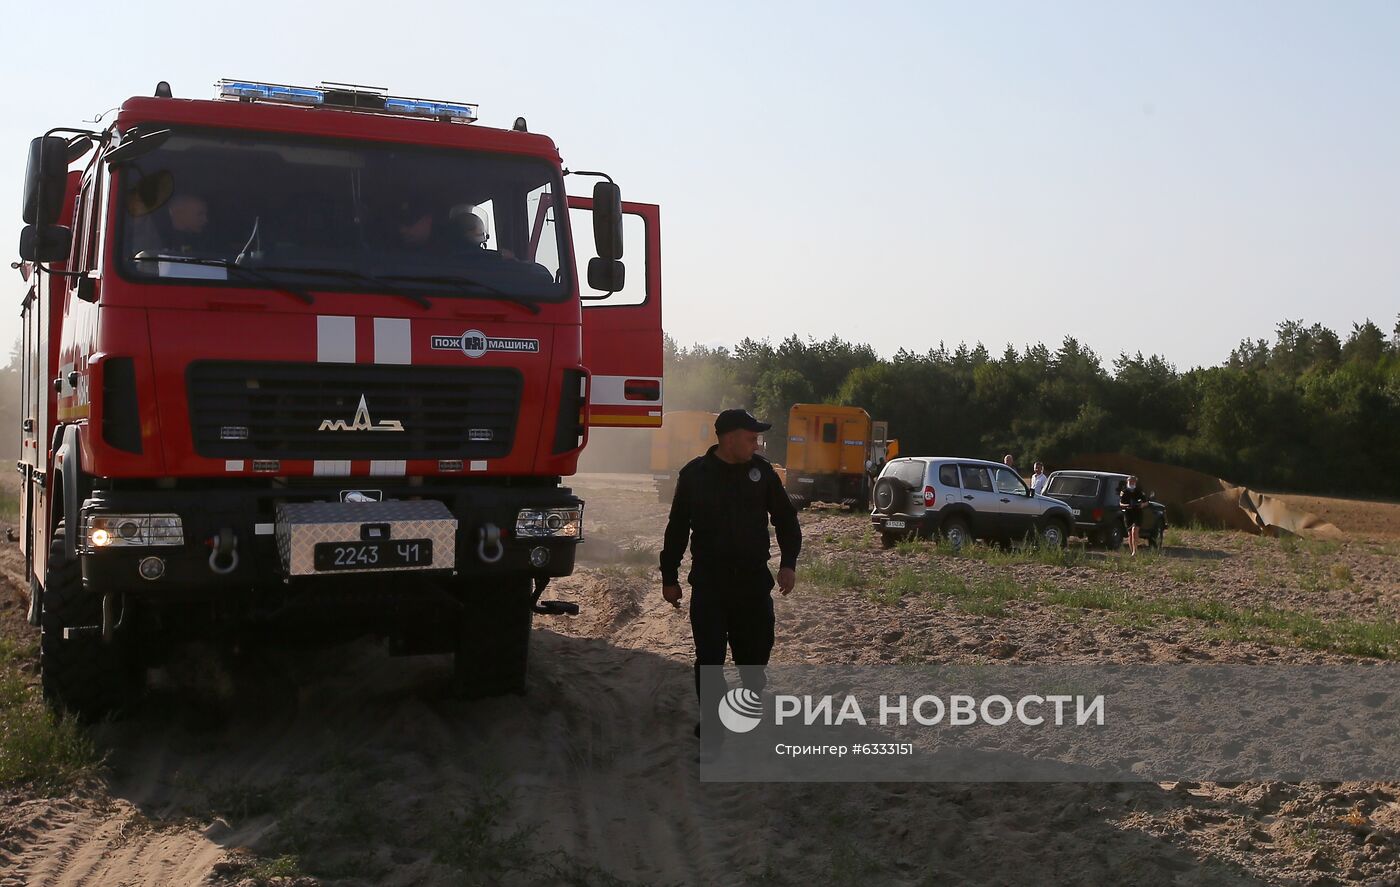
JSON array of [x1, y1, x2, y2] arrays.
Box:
[[870, 456, 1074, 549]]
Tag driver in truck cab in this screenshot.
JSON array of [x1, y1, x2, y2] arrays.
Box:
[[129, 186, 216, 259]]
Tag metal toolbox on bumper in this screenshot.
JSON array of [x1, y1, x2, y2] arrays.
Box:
[[275, 500, 458, 576]]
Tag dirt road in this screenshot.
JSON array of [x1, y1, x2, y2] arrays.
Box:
[[2, 473, 1398, 885]]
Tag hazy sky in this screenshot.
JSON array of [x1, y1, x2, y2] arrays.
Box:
[[2, 1, 1396, 370]]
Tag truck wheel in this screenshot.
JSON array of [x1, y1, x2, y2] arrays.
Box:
[[40, 520, 142, 719], [939, 517, 970, 552], [455, 576, 534, 698]]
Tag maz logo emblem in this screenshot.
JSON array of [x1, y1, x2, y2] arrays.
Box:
[[318, 395, 405, 433]]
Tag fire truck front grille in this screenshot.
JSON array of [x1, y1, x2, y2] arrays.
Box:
[[187, 361, 522, 460]]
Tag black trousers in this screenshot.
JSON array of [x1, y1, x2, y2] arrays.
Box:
[[689, 575, 776, 720]]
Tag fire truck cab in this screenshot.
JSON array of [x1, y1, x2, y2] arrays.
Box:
[[14, 80, 663, 716]]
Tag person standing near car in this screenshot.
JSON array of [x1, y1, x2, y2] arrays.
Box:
[[1030, 462, 1049, 496], [660, 409, 802, 744], [1120, 474, 1148, 556]]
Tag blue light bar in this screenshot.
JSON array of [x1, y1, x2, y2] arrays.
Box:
[[215, 79, 479, 123], [218, 80, 325, 105], [384, 96, 478, 122]]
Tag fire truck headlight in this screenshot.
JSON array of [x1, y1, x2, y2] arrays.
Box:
[[514, 506, 583, 539], [84, 514, 185, 550]]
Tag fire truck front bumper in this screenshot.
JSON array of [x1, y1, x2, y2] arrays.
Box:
[[76, 482, 583, 598]]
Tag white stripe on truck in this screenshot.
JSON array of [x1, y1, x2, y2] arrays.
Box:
[[590, 374, 662, 406], [317, 316, 356, 363], [374, 318, 412, 364]]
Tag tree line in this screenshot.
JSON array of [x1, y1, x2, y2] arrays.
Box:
[[663, 316, 1400, 499]]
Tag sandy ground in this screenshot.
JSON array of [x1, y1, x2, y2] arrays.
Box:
[[1, 473, 1399, 886]]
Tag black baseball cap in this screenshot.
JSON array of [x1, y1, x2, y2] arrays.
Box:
[[715, 408, 771, 435]]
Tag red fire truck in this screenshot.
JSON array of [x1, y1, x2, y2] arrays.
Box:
[[15, 79, 663, 716]]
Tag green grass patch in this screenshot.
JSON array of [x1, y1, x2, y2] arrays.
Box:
[[242, 855, 308, 881], [864, 566, 924, 606], [934, 538, 1086, 568], [1167, 565, 1199, 584], [836, 526, 876, 552], [893, 535, 929, 556], [910, 571, 1044, 617], [0, 633, 100, 792], [804, 559, 868, 592], [1046, 583, 1400, 659]]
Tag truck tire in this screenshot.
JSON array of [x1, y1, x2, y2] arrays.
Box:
[[40, 520, 142, 719], [455, 576, 534, 698], [873, 477, 908, 513]]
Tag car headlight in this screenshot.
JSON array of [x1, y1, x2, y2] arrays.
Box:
[[515, 506, 583, 539], [84, 514, 185, 549]]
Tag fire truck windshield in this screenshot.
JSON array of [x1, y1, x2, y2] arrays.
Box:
[[117, 129, 569, 303]]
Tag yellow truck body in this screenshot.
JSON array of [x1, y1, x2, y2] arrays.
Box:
[[784, 404, 894, 509], [650, 410, 717, 501]]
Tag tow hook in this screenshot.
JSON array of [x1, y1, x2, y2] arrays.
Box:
[[207, 527, 239, 574], [102, 591, 128, 642], [477, 522, 504, 564], [530, 576, 579, 616]]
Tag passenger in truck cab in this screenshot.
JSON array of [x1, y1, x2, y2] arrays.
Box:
[[391, 199, 438, 249], [448, 204, 517, 260]]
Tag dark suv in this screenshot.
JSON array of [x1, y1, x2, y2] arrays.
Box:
[[870, 457, 1075, 549], [1042, 470, 1168, 549]]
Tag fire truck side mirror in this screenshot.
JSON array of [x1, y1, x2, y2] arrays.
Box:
[[591, 181, 623, 261], [22, 137, 69, 226], [587, 257, 625, 293], [18, 225, 73, 264]]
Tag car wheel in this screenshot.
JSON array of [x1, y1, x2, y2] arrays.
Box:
[[1040, 520, 1068, 549], [940, 517, 970, 551], [1105, 522, 1124, 551]]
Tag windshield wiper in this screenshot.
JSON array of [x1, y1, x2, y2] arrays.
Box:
[[131, 254, 315, 304], [253, 265, 431, 309], [375, 273, 540, 314]]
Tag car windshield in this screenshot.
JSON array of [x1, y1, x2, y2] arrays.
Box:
[[1045, 475, 1100, 497], [117, 129, 568, 302]]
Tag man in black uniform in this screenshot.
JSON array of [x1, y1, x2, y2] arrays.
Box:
[[660, 408, 801, 742], [1120, 474, 1148, 556]]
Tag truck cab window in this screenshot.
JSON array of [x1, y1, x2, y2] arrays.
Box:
[[117, 130, 569, 301]]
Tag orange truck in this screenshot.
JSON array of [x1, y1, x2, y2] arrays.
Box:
[[649, 410, 716, 502], [783, 405, 896, 510]]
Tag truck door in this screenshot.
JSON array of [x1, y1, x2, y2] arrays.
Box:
[[568, 197, 662, 428]]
